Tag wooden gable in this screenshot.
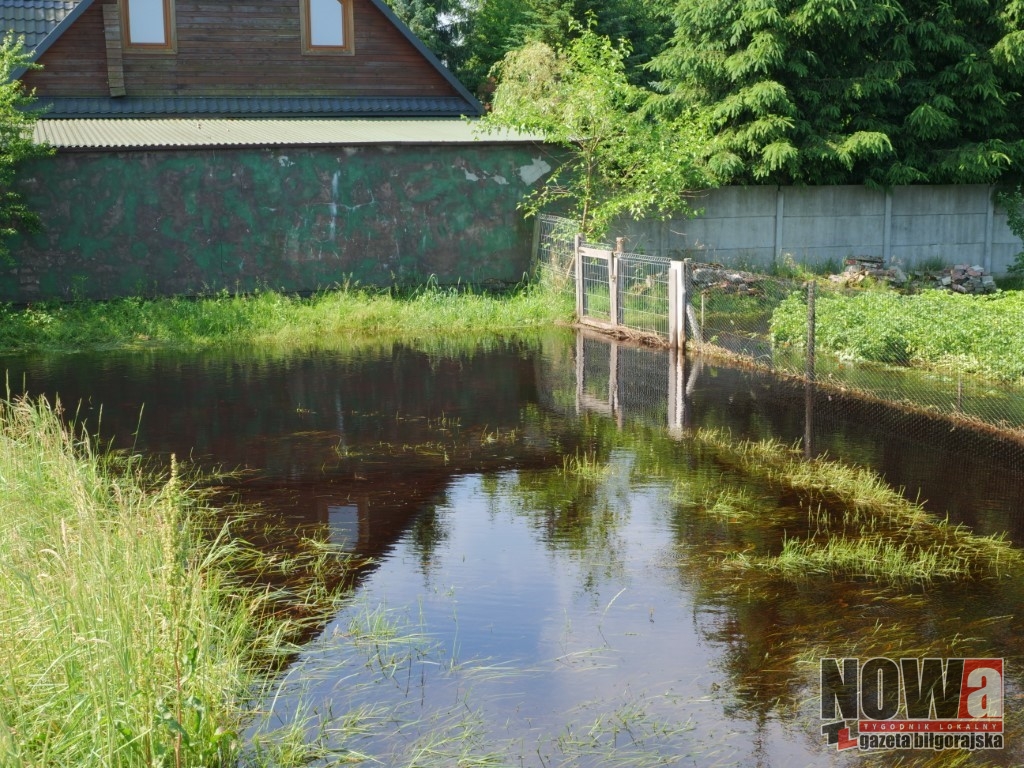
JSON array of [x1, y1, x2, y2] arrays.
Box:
[[16, 0, 478, 112]]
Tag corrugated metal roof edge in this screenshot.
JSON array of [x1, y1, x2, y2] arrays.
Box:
[[33, 118, 547, 150]]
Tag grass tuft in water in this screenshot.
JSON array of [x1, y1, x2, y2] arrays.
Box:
[[561, 449, 612, 481], [688, 428, 1021, 583]]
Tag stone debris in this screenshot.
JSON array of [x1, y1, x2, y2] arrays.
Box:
[[692, 266, 765, 296], [828, 257, 908, 288], [828, 257, 997, 294], [941, 263, 998, 294]]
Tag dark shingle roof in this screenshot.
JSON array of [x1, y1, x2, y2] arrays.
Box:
[[2, 0, 483, 117], [0, 0, 84, 50], [35, 95, 478, 118]]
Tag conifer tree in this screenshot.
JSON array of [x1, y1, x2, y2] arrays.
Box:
[[649, 0, 1024, 185]]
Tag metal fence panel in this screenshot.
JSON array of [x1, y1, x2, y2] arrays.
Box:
[[617, 253, 671, 338], [533, 214, 1024, 438]]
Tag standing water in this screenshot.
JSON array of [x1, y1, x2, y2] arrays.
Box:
[[3, 329, 1023, 767]]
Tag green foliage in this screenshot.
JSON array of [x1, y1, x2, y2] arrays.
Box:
[[456, 0, 675, 98], [483, 25, 714, 238], [0, 33, 52, 261], [382, 0, 467, 73], [0, 281, 573, 353], [996, 183, 1024, 272], [771, 288, 1024, 382], [649, 0, 1024, 185], [0, 399, 246, 766]]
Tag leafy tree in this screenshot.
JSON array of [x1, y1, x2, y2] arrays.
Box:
[[649, 0, 1024, 185], [457, 0, 533, 98], [0, 34, 51, 262], [482, 26, 713, 237], [509, 0, 675, 83], [454, 0, 675, 99]]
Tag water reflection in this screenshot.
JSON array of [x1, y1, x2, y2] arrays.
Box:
[[3, 331, 1024, 766]]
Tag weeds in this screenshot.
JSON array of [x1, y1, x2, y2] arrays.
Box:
[[562, 448, 611, 481], [0, 280, 573, 354], [771, 288, 1024, 383]]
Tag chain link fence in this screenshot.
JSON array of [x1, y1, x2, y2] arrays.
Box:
[[536, 215, 1024, 438]]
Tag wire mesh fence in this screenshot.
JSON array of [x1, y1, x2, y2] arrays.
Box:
[[535, 214, 1024, 439], [690, 262, 801, 366], [535, 215, 577, 293], [580, 248, 613, 323], [617, 253, 671, 337]]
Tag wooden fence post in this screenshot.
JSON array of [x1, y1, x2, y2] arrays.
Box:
[[575, 332, 584, 415], [610, 237, 624, 327], [806, 279, 816, 381], [574, 233, 584, 320]]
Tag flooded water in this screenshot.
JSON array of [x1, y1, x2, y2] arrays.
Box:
[[4, 330, 1024, 767]]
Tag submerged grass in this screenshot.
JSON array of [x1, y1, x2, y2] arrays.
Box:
[[0, 396, 350, 767], [690, 427, 1021, 583], [561, 448, 612, 482], [0, 280, 573, 353]]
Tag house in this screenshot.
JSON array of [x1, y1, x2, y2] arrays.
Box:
[[0, 0, 550, 300]]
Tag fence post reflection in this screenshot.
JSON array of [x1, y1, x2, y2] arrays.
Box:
[[804, 379, 815, 460]]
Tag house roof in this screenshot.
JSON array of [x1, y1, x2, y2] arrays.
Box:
[[1, 0, 91, 74], [33, 117, 543, 149], [36, 95, 478, 118], [2, 0, 483, 117]]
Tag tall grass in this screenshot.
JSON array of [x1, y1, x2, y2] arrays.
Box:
[[0, 396, 327, 767], [771, 288, 1024, 382], [0, 280, 573, 354]]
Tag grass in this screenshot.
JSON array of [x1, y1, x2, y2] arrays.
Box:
[[690, 427, 1021, 583], [771, 287, 1024, 383], [0, 395, 351, 767], [561, 448, 612, 481], [0, 279, 573, 354]]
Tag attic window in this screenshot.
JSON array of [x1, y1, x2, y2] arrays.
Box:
[[302, 0, 355, 54], [122, 0, 176, 51]]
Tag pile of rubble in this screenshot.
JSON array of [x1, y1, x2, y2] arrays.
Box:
[[691, 266, 765, 296], [828, 257, 907, 288], [828, 257, 998, 294], [938, 263, 997, 294]]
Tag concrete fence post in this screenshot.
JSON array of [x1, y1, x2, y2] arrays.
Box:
[[985, 184, 995, 273], [667, 262, 684, 352]]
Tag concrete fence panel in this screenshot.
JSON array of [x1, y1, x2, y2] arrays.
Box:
[[617, 183, 1021, 274]]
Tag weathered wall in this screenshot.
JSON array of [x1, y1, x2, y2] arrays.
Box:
[[5, 143, 551, 300], [619, 184, 1020, 272]]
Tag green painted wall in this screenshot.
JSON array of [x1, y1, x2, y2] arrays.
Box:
[[3, 143, 552, 300]]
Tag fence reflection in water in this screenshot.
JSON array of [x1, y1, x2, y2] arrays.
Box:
[[537, 214, 1024, 437]]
